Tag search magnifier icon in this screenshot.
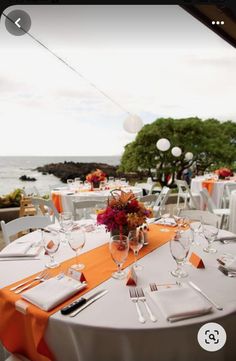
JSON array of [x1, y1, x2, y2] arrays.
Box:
[[209, 334, 216, 341]]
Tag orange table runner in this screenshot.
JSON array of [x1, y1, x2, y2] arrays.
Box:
[[202, 179, 216, 195], [0, 225, 176, 361]]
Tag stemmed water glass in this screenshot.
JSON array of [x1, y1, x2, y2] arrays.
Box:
[[128, 229, 144, 270], [159, 205, 170, 232], [189, 220, 203, 246], [43, 231, 60, 268], [202, 222, 219, 253], [60, 212, 73, 243], [68, 230, 86, 270], [170, 230, 191, 278], [109, 235, 129, 279]]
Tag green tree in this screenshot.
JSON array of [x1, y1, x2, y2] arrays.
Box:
[[119, 117, 236, 186]]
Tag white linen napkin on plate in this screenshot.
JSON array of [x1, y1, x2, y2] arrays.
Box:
[[0, 242, 38, 258], [155, 218, 177, 227], [148, 286, 212, 322], [22, 275, 87, 311]]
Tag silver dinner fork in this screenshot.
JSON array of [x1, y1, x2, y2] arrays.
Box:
[[14, 271, 51, 294], [136, 287, 157, 322], [10, 270, 48, 291], [129, 288, 146, 324]]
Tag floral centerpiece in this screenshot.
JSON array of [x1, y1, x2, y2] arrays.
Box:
[[214, 167, 233, 179], [97, 190, 153, 236], [86, 169, 106, 189]]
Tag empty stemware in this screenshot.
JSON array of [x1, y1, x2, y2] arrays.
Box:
[[128, 229, 144, 270], [170, 230, 191, 278], [109, 234, 129, 279], [68, 230, 86, 270], [43, 231, 60, 268]]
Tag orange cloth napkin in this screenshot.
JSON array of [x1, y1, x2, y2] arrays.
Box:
[[51, 193, 63, 213], [0, 225, 176, 361], [202, 180, 215, 195]]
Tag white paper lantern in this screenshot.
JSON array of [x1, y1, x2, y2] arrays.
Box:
[[185, 152, 193, 161], [156, 138, 170, 152], [171, 146, 182, 157], [123, 114, 143, 133]]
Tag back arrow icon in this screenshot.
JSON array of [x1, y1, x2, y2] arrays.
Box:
[[15, 18, 21, 28]]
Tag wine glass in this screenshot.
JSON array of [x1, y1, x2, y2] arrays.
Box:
[[43, 231, 60, 268], [189, 220, 203, 246], [109, 235, 129, 279], [159, 205, 170, 232], [67, 179, 74, 190], [60, 212, 73, 243], [68, 230, 86, 270], [170, 230, 191, 278], [128, 229, 144, 270], [202, 223, 219, 253]]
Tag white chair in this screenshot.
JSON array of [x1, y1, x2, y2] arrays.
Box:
[[152, 186, 171, 216], [222, 183, 236, 208], [1, 215, 52, 246], [22, 186, 40, 197], [139, 194, 158, 207], [179, 209, 220, 227], [200, 188, 230, 229], [73, 200, 106, 221], [31, 197, 60, 222], [175, 179, 199, 209], [134, 182, 156, 195]]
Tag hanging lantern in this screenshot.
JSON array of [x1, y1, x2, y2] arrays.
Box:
[[171, 146, 182, 157], [156, 138, 170, 152], [185, 152, 193, 161], [123, 114, 143, 133]]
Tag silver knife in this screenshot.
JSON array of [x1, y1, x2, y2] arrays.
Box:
[[70, 289, 108, 317], [188, 281, 223, 311]]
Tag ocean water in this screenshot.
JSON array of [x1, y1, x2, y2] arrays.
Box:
[[0, 156, 121, 196]]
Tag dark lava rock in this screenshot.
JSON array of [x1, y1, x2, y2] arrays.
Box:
[[36, 162, 119, 183], [19, 175, 37, 182]]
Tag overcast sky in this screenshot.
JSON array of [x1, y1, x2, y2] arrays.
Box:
[[0, 5, 235, 156]]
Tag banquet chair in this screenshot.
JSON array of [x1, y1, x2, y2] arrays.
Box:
[[22, 186, 40, 197], [1, 215, 52, 246], [134, 182, 156, 195], [152, 186, 171, 216], [222, 183, 236, 208], [179, 209, 220, 227], [139, 194, 158, 207], [200, 189, 230, 229], [73, 200, 106, 221], [175, 179, 199, 209], [31, 197, 60, 222]]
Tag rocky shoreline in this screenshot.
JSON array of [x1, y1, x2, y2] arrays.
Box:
[[36, 161, 146, 183], [36, 162, 119, 183]]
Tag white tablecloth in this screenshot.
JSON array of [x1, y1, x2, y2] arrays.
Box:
[[1, 225, 236, 361], [191, 178, 230, 209], [52, 187, 143, 213]]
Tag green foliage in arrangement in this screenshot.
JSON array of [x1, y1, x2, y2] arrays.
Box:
[[119, 117, 236, 186], [0, 189, 22, 208]]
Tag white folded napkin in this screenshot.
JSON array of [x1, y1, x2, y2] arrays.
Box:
[[155, 217, 177, 227], [0, 242, 39, 258], [148, 286, 212, 322], [22, 275, 87, 311], [224, 259, 236, 272]]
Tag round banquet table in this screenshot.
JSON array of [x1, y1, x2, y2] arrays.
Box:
[[191, 178, 236, 209], [1, 224, 236, 361], [51, 186, 143, 213]]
